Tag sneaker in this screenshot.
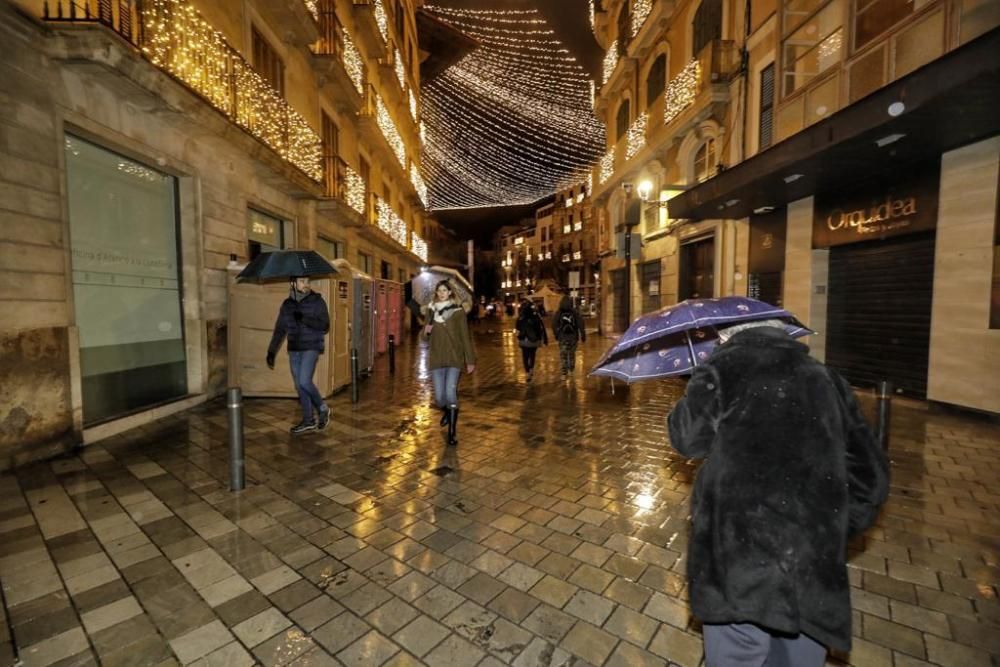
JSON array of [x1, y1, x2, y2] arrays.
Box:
[[290, 420, 317, 435], [317, 408, 330, 430]]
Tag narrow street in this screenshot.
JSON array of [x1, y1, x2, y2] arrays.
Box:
[[2, 328, 998, 667]]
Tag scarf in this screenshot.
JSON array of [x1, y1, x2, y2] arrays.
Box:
[[430, 300, 460, 323]]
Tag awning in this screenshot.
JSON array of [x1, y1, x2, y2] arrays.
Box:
[[668, 28, 1000, 221]]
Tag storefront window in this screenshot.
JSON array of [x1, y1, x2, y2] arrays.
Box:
[[248, 209, 294, 259], [782, 0, 844, 96], [358, 251, 373, 274], [65, 135, 187, 425]]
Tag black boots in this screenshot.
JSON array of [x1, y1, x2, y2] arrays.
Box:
[[446, 406, 459, 446], [440, 408, 449, 427]]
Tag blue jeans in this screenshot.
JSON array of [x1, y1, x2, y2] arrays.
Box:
[[430, 367, 461, 408], [289, 350, 326, 422], [703, 624, 826, 667]]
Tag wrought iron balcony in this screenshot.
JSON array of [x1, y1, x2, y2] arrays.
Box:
[[663, 39, 737, 129], [310, 3, 364, 111], [43, 0, 322, 182]]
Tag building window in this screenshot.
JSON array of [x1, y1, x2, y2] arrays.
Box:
[[251, 26, 285, 96], [646, 54, 667, 107], [616, 99, 631, 141], [759, 63, 775, 150], [318, 236, 344, 260], [358, 251, 373, 274], [854, 0, 919, 50], [693, 0, 723, 58], [322, 111, 340, 198], [694, 138, 718, 182], [248, 209, 294, 259], [782, 0, 844, 96], [381, 260, 391, 279]]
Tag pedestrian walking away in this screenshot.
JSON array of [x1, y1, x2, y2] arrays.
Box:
[[667, 319, 889, 667], [515, 300, 547, 382], [421, 281, 476, 446], [552, 295, 586, 377], [266, 276, 332, 434]]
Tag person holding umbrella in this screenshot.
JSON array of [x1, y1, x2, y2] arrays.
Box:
[[421, 280, 475, 446], [667, 318, 889, 667], [515, 300, 548, 382], [266, 276, 331, 434]]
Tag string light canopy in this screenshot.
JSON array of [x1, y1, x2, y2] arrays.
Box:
[[422, 4, 604, 209]]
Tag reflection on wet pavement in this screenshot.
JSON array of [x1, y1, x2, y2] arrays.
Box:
[[1, 325, 998, 666]]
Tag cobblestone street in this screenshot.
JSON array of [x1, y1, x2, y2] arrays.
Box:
[[1, 326, 998, 667]]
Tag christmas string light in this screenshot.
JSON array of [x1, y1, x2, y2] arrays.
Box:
[[410, 164, 428, 207], [344, 163, 366, 214], [302, 0, 318, 21], [411, 232, 428, 261], [664, 58, 701, 125], [394, 47, 406, 91], [375, 92, 406, 167], [373, 0, 389, 42], [631, 0, 652, 37], [625, 112, 648, 160], [376, 196, 408, 247], [140, 0, 321, 181], [422, 5, 603, 208], [602, 40, 619, 85], [343, 30, 364, 94], [408, 88, 418, 122]]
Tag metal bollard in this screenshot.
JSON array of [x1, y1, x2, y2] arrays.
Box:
[[351, 348, 360, 404], [226, 387, 245, 491], [388, 334, 395, 374], [876, 379, 892, 453]]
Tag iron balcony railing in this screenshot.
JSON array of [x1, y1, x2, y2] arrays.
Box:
[[44, 0, 323, 182]]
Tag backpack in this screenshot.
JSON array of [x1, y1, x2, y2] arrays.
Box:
[[523, 314, 543, 342], [557, 311, 577, 338]]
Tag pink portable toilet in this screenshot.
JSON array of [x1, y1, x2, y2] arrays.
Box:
[[387, 281, 403, 348]]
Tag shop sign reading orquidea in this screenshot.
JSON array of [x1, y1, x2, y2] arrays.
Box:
[[813, 161, 940, 248]]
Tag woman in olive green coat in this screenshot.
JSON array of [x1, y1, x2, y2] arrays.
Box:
[[421, 281, 476, 446]]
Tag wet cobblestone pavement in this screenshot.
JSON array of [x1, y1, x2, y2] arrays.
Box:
[[2, 325, 999, 667]]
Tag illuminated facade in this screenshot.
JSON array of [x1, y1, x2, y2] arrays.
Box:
[[0, 0, 436, 464]]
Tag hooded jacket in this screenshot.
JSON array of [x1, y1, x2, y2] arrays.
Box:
[[516, 303, 548, 348], [667, 326, 888, 652], [267, 291, 330, 356]]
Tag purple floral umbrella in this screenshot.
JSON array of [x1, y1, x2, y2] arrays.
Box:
[[590, 297, 813, 384]]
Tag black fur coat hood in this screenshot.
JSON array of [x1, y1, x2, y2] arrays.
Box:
[[667, 326, 889, 652]]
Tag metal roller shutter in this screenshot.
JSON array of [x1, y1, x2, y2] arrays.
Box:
[[825, 232, 936, 397]]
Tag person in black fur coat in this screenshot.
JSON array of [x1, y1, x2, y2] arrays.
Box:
[[668, 319, 889, 667]]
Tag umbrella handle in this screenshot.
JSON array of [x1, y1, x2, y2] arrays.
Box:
[[685, 330, 698, 367]]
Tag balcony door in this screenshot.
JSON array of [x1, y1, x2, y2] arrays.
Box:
[[679, 235, 715, 301], [65, 135, 187, 425]]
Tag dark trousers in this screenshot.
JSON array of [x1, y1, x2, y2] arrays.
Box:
[[289, 350, 326, 422], [520, 346, 538, 373], [703, 624, 826, 667], [558, 339, 578, 371]]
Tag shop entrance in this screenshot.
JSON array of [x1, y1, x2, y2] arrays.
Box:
[[679, 235, 715, 300], [826, 232, 936, 397]]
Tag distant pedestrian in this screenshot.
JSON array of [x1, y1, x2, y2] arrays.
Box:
[[552, 296, 585, 376], [667, 319, 889, 667], [266, 276, 331, 434], [515, 300, 547, 382], [421, 281, 476, 446]]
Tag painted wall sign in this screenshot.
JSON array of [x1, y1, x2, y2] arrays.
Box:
[[813, 161, 940, 248]]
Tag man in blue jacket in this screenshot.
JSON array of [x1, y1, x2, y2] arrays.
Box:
[[267, 276, 331, 434]]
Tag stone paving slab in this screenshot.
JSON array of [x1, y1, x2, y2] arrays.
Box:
[[1, 326, 998, 666]]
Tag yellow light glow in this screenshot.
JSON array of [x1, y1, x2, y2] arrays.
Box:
[[664, 59, 701, 125], [602, 40, 618, 85]]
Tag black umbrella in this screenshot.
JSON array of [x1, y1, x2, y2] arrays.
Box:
[[235, 250, 339, 283]]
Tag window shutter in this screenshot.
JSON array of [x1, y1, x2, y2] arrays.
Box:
[[759, 64, 775, 150]]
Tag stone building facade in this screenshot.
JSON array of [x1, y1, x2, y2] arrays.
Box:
[[0, 0, 440, 467], [590, 0, 999, 412]]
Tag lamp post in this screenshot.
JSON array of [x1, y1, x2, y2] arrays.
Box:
[[622, 185, 643, 326]]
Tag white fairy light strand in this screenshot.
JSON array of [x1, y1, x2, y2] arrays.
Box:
[[422, 5, 603, 208]]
